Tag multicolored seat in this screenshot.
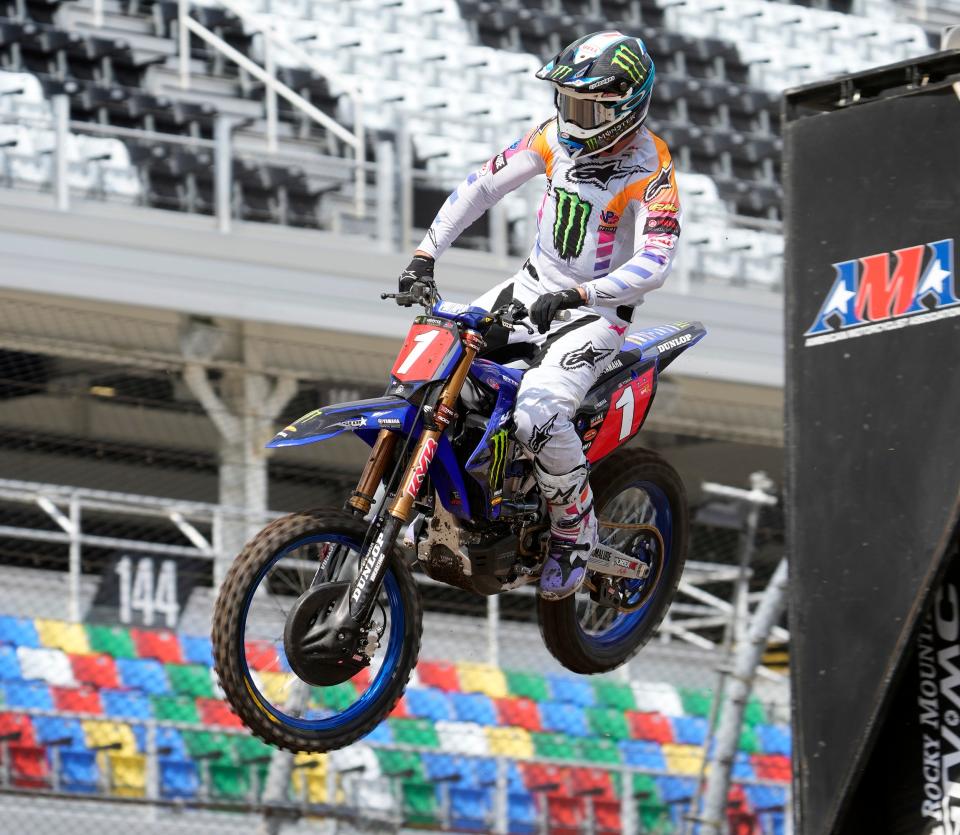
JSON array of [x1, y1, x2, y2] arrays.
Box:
[[159, 758, 200, 799], [70, 654, 119, 690], [53, 684, 102, 715], [60, 749, 99, 793], [131, 629, 182, 665], [36, 620, 90, 655], [451, 692, 498, 726], [117, 658, 169, 695], [406, 686, 455, 722], [0, 616, 40, 648]]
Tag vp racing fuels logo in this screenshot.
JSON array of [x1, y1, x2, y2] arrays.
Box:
[[804, 239, 958, 347], [553, 188, 592, 259]]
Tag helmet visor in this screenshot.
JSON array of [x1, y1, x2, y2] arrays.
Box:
[[555, 91, 613, 130]]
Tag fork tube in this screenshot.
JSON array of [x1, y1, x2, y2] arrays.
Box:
[[388, 330, 483, 522], [347, 430, 398, 514]]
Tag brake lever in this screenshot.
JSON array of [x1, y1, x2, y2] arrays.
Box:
[[381, 291, 415, 307]]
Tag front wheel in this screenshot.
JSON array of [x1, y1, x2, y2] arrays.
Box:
[[537, 447, 688, 675], [212, 509, 422, 752]]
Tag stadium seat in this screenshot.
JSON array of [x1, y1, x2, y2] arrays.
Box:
[[739, 725, 760, 755], [731, 751, 755, 780], [33, 715, 85, 748], [375, 748, 423, 780], [0, 646, 21, 680], [364, 720, 393, 745], [751, 754, 791, 781], [406, 686, 455, 722], [101, 688, 152, 720], [532, 731, 580, 761], [60, 749, 99, 793], [592, 679, 636, 711], [579, 736, 621, 768], [548, 796, 586, 831], [508, 790, 539, 834], [495, 696, 542, 732], [17, 647, 76, 687], [36, 620, 90, 655], [83, 720, 138, 757], [180, 635, 214, 667], [117, 658, 169, 695], [316, 681, 358, 711], [505, 669, 549, 703], [159, 758, 200, 799], [620, 740, 668, 771], [587, 706, 632, 741], [244, 639, 283, 671], [197, 698, 243, 729], [632, 682, 685, 716], [210, 761, 252, 800], [255, 670, 296, 706], [539, 702, 590, 738], [166, 663, 214, 698], [154, 725, 187, 760], [569, 766, 615, 799], [521, 762, 569, 796], [70, 653, 119, 690], [0, 712, 36, 746], [594, 798, 622, 833], [183, 730, 235, 762], [671, 715, 709, 746], [53, 684, 103, 715], [451, 691, 498, 726], [663, 743, 704, 775], [435, 720, 489, 756], [422, 752, 472, 785], [151, 694, 199, 724], [108, 752, 147, 797], [4, 680, 54, 710], [547, 675, 595, 707], [416, 660, 460, 692], [485, 725, 531, 759], [131, 628, 183, 664], [390, 717, 440, 748], [457, 662, 508, 698], [745, 783, 787, 811], [10, 744, 50, 788], [86, 625, 136, 659], [678, 686, 713, 718], [402, 779, 439, 825], [0, 616, 40, 648], [450, 786, 493, 831], [757, 724, 791, 756]]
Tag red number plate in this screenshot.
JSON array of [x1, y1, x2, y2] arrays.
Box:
[[586, 369, 655, 463], [391, 323, 457, 383]]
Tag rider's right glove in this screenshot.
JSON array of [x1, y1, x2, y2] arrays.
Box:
[[398, 254, 435, 293]]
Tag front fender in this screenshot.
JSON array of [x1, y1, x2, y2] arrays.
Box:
[[267, 397, 412, 447]]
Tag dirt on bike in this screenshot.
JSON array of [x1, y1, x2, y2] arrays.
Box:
[[211, 280, 705, 752]]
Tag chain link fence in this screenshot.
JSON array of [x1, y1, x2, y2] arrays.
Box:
[[0, 291, 790, 833]]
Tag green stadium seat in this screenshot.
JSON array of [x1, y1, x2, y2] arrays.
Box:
[[209, 762, 250, 800], [679, 687, 713, 718], [375, 748, 424, 780], [579, 736, 622, 767], [531, 731, 579, 760], [151, 695, 199, 724], [743, 696, 767, 726], [235, 735, 274, 763], [593, 679, 637, 711], [183, 730, 236, 762], [86, 625, 136, 659], [739, 725, 760, 754], [402, 780, 439, 825], [587, 706, 632, 741], [166, 664, 214, 698], [505, 670, 549, 703], [319, 681, 358, 712], [389, 718, 440, 748]]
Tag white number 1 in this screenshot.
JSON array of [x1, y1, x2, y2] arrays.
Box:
[[615, 385, 635, 441], [397, 329, 439, 374]]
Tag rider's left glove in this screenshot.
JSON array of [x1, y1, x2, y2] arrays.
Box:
[[398, 254, 435, 293], [530, 288, 583, 334]]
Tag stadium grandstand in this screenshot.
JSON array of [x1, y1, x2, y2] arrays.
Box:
[[0, 0, 954, 830]]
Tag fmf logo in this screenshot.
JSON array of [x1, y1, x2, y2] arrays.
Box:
[[805, 239, 958, 347], [405, 437, 438, 498]]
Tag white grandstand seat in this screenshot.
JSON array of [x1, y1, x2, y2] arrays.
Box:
[[331, 744, 381, 778], [631, 681, 685, 717], [0, 72, 51, 121], [676, 171, 725, 219], [436, 720, 490, 755], [742, 231, 784, 288], [17, 646, 76, 687], [0, 126, 53, 190], [73, 136, 141, 202]]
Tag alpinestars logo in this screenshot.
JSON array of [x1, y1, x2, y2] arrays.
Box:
[[804, 239, 958, 347], [566, 159, 647, 189], [553, 188, 592, 259], [560, 342, 614, 370], [528, 413, 558, 454], [611, 45, 646, 84], [643, 162, 673, 202]]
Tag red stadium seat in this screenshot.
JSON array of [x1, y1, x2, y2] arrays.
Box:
[[569, 767, 614, 799], [388, 695, 410, 719], [0, 713, 36, 746], [10, 744, 49, 788], [627, 711, 675, 743], [495, 696, 542, 732], [131, 628, 183, 664], [196, 698, 244, 729], [548, 795, 585, 833], [70, 654, 119, 690], [594, 798, 622, 834], [416, 661, 460, 692], [350, 667, 371, 690], [53, 685, 103, 716], [245, 640, 282, 672], [521, 763, 570, 797], [751, 754, 791, 781]]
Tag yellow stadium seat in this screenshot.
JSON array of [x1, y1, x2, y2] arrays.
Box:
[[662, 743, 704, 775], [108, 752, 147, 797], [292, 752, 338, 804], [485, 726, 533, 760], [36, 619, 90, 655], [456, 662, 508, 699], [256, 670, 297, 706], [83, 720, 138, 757]]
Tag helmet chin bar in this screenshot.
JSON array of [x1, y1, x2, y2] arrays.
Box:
[[557, 106, 647, 159]]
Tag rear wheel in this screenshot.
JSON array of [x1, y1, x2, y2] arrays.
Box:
[[537, 447, 688, 674], [212, 509, 422, 752]]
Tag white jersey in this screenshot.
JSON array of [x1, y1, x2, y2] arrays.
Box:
[[418, 118, 682, 324]]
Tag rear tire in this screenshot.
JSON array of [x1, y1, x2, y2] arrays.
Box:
[[537, 447, 688, 674], [212, 509, 422, 752]]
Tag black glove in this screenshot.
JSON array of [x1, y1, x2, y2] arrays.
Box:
[[529, 288, 583, 334], [398, 254, 435, 293]]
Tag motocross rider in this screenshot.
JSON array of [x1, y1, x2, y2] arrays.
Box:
[[397, 32, 682, 600]]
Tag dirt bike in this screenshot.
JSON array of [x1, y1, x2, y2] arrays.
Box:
[[211, 280, 705, 752]]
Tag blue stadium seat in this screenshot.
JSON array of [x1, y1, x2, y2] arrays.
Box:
[[33, 716, 86, 749], [757, 724, 791, 756], [507, 791, 539, 834], [406, 687, 455, 723], [4, 680, 53, 710], [116, 658, 169, 695], [179, 635, 214, 667], [450, 786, 493, 831], [671, 715, 708, 746], [474, 757, 525, 792], [60, 749, 98, 793], [365, 721, 393, 745], [159, 758, 200, 800], [0, 616, 40, 648], [451, 692, 498, 726], [156, 726, 186, 759], [620, 740, 668, 771], [101, 689, 152, 720], [423, 753, 474, 786], [539, 701, 590, 737], [745, 784, 787, 810], [546, 675, 595, 707], [731, 752, 755, 780], [657, 776, 696, 804], [0, 646, 21, 680]]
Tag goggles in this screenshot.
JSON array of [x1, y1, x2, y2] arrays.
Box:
[[554, 91, 617, 130]]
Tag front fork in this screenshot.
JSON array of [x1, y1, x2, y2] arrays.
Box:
[[347, 329, 483, 623]]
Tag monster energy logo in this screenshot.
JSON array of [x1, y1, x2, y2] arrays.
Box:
[[489, 429, 508, 500], [550, 65, 572, 80], [553, 188, 592, 260], [611, 45, 644, 84]]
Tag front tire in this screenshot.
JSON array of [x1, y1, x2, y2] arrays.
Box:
[[212, 509, 422, 752], [537, 447, 688, 674]]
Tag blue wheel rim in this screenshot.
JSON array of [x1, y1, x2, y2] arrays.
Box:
[[577, 480, 673, 649], [237, 533, 405, 731]]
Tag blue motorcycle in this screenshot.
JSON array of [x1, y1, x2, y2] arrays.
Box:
[[212, 282, 704, 751]]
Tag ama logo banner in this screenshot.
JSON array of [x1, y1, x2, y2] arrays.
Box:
[[805, 238, 958, 347]]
